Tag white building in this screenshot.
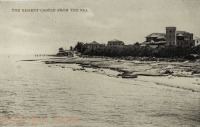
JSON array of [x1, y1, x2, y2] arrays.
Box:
[[194, 37, 200, 46]]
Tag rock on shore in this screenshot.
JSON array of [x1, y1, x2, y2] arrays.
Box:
[[43, 56, 200, 92]]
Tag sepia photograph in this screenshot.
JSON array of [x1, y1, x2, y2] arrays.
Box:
[[0, 0, 200, 126]]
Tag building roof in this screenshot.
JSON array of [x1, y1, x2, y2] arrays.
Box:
[[90, 41, 99, 44], [108, 39, 123, 42], [176, 31, 192, 35], [166, 26, 176, 28], [146, 33, 166, 39], [108, 39, 124, 45], [151, 41, 166, 45], [194, 37, 200, 40], [86, 41, 101, 45], [177, 33, 184, 36], [141, 41, 166, 46], [140, 41, 151, 46]]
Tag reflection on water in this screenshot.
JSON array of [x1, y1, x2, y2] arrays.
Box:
[[0, 55, 199, 127]]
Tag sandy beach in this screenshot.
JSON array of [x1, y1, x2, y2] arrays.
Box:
[[43, 56, 200, 92]]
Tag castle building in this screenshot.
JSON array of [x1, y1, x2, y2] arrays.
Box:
[[166, 27, 176, 46], [166, 27, 194, 47], [140, 33, 166, 48], [142, 27, 195, 48]]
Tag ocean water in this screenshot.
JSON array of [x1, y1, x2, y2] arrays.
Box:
[[0, 55, 199, 127]]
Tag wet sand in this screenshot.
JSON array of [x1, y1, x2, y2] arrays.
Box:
[[44, 56, 200, 92]]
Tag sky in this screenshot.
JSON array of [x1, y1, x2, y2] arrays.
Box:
[[0, 0, 200, 54]]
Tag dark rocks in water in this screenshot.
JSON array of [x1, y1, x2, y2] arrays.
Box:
[[81, 63, 91, 68], [90, 64, 99, 69], [45, 61, 54, 64], [192, 70, 200, 75], [164, 70, 174, 75], [110, 67, 120, 72], [117, 73, 123, 76], [73, 68, 85, 71], [61, 66, 65, 68], [80, 63, 90, 66], [21, 59, 39, 61], [122, 74, 138, 78], [79, 68, 85, 70], [119, 72, 138, 78], [77, 68, 85, 71]]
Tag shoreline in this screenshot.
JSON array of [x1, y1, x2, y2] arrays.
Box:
[[44, 56, 200, 77], [40, 56, 200, 92]]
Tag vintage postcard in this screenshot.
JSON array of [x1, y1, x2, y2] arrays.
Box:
[[0, 0, 199, 127]]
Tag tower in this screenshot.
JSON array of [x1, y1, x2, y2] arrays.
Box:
[[166, 27, 176, 46]]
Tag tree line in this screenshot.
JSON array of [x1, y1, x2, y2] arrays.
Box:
[[74, 42, 200, 59]]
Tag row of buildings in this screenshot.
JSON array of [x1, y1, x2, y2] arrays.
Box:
[[84, 39, 125, 49], [141, 27, 200, 48], [84, 27, 200, 49], [57, 26, 200, 56]]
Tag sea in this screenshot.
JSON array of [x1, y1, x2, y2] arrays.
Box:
[[0, 55, 199, 127]]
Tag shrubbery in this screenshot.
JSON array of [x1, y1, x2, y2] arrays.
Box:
[[74, 42, 200, 59]]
